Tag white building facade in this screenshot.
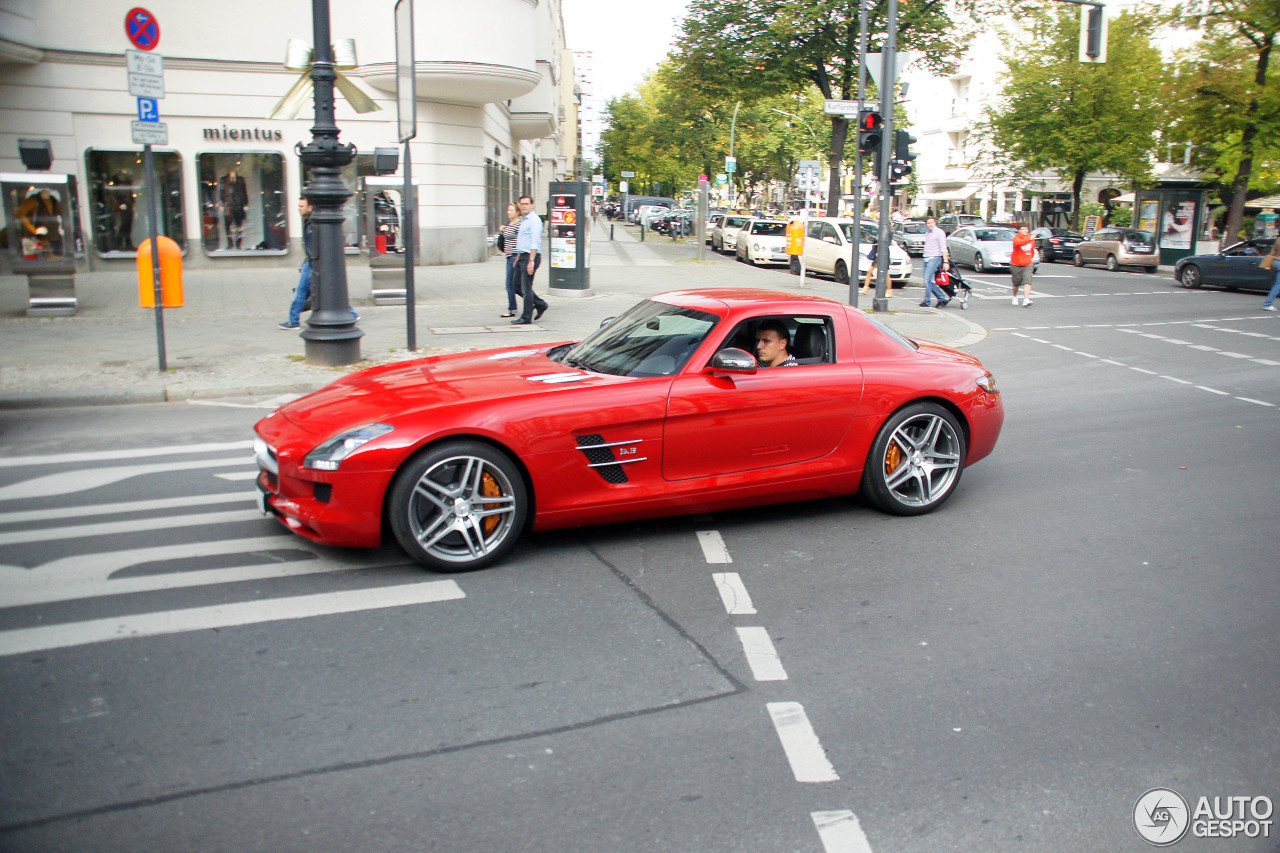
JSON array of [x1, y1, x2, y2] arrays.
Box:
[[0, 0, 578, 270]]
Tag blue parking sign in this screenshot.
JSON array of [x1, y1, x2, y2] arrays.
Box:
[[137, 97, 160, 122]]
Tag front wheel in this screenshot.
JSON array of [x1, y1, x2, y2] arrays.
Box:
[[861, 402, 966, 515], [1105, 254, 1119, 272], [1180, 265, 1202, 288], [973, 254, 986, 273], [1073, 251, 1084, 267], [790, 256, 801, 276], [834, 259, 849, 284], [388, 441, 528, 572]]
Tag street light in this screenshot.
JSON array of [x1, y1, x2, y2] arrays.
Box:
[[299, 0, 363, 366]]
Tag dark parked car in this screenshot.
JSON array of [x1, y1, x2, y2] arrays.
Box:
[[1174, 239, 1277, 292], [1031, 227, 1084, 262], [936, 213, 985, 235]]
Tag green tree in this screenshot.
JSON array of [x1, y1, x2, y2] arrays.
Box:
[[1166, 0, 1280, 242], [983, 7, 1167, 229], [673, 0, 980, 215]]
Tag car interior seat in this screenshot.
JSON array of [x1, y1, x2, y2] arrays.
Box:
[[792, 323, 828, 365]]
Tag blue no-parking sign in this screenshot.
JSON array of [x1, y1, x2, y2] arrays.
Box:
[[136, 97, 159, 122], [125, 8, 160, 51]]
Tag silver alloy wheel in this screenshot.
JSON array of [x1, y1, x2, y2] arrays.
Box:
[[1073, 251, 1084, 267], [1181, 265, 1202, 288], [1106, 254, 1119, 271], [389, 442, 527, 570], [973, 253, 985, 272], [880, 412, 962, 508]]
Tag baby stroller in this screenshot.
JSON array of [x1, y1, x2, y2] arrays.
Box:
[[933, 265, 972, 309]]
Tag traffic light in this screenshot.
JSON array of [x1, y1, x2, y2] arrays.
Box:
[[1078, 4, 1107, 63], [857, 110, 882, 156], [890, 128, 916, 185]]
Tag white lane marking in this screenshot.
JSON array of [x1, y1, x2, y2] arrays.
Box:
[[0, 457, 250, 501], [0, 492, 253, 525], [1237, 397, 1276, 407], [1196, 386, 1229, 395], [812, 810, 875, 853], [0, 581, 466, 657], [1129, 366, 1158, 374], [766, 701, 839, 783], [0, 441, 254, 468], [1216, 351, 1252, 359], [0, 536, 378, 607], [1254, 359, 1280, 366], [697, 530, 733, 564], [712, 572, 757, 615], [215, 471, 261, 481], [1161, 375, 1193, 385], [736, 626, 788, 681], [0, 509, 265, 547]]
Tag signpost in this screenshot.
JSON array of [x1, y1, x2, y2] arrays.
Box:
[[394, 0, 417, 350], [124, 11, 169, 370]]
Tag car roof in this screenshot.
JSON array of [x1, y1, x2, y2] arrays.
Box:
[[653, 288, 848, 315]]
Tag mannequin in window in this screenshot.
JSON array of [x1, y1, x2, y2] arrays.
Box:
[[221, 169, 248, 249], [15, 188, 64, 259], [106, 170, 135, 251]]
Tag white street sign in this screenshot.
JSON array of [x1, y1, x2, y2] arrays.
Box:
[[128, 72, 165, 99], [126, 49, 163, 76], [131, 120, 168, 145], [823, 99, 860, 116]]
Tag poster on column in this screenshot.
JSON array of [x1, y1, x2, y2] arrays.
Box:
[[550, 202, 577, 268]]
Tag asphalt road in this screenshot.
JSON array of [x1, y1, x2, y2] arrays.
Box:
[[1, 258, 1277, 852]]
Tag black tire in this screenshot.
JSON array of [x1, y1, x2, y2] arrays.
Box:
[[790, 256, 801, 276], [1073, 251, 1084, 267], [387, 441, 528, 572], [861, 402, 966, 516], [834, 259, 849, 284], [1105, 254, 1119, 272], [973, 253, 986, 273]]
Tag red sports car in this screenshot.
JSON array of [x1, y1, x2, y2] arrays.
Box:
[[254, 289, 1004, 571]]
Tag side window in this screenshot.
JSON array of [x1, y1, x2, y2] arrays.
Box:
[[720, 315, 835, 367], [820, 223, 838, 242], [807, 220, 823, 239]]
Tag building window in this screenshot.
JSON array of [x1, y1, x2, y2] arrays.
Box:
[[197, 152, 286, 254], [485, 158, 518, 236], [85, 149, 185, 257], [301, 153, 377, 251]]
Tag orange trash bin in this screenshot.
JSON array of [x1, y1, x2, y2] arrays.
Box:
[[137, 236, 184, 308]]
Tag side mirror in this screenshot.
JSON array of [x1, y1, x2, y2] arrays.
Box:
[[708, 347, 757, 376]]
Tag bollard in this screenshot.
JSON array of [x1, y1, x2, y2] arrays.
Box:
[[610, 223, 614, 241]]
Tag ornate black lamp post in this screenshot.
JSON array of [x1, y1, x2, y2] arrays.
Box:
[[300, 0, 362, 365]]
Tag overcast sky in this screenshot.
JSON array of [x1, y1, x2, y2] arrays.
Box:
[[561, 0, 690, 103]]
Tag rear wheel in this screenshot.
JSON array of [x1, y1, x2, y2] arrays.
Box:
[[834, 259, 849, 284], [1105, 254, 1119, 271], [1073, 251, 1084, 267], [861, 402, 966, 515], [388, 441, 528, 572], [1180, 265, 1202, 288]]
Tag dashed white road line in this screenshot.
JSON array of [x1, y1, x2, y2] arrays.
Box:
[[812, 810, 876, 853], [697, 530, 733, 563], [767, 701, 840, 783], [736, 626, 788, 681], [712, 571, 757, 614]]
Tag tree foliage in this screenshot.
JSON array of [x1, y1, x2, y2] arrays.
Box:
[[670, 0, 984, 213], [1165, 0, 1280, 240], [982, 7, 1167, 229]]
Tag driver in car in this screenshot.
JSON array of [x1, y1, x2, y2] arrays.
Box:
[[755, 320, 799, 368]]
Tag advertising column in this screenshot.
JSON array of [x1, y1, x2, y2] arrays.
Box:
[[548, 181, 591, 296]]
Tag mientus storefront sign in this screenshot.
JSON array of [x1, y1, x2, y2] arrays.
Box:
[[202, 126, 284, 141]]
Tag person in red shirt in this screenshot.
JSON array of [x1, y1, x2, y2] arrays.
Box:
[[1011, 224, 1035, 306]]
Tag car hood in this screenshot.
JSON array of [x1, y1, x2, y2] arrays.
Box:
[[912, 339, 987, 368], [272, 345, 612, 436]]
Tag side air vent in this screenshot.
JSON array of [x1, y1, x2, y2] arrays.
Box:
[[575, 434, 648, 485]]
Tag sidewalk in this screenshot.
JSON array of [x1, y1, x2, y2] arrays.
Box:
[[0, 219, 987, 408]]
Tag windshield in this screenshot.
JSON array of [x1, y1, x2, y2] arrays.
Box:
[[976, 228, 1015, 241], [724, 216, 749, 228], [557, 300, 719, 377], [900, 223, 927, 233], [752, 221, 786, 236]]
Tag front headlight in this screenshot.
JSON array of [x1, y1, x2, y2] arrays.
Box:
[[976, 371, 999, 394], [304, 423, 394, 471]]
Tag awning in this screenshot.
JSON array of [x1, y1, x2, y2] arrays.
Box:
[[1113, 192, 1136, 204], [919, 185, 980, 201], [1246, 194, 1280, 209]]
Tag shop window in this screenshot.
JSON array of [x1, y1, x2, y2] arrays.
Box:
[[197, 152, 287, 254], [2, 175, 81, 261], [85, 149, 186, 257], [301, 153, 376, 252]]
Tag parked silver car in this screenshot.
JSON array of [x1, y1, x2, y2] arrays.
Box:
[[947, 225, 1017, 272]]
